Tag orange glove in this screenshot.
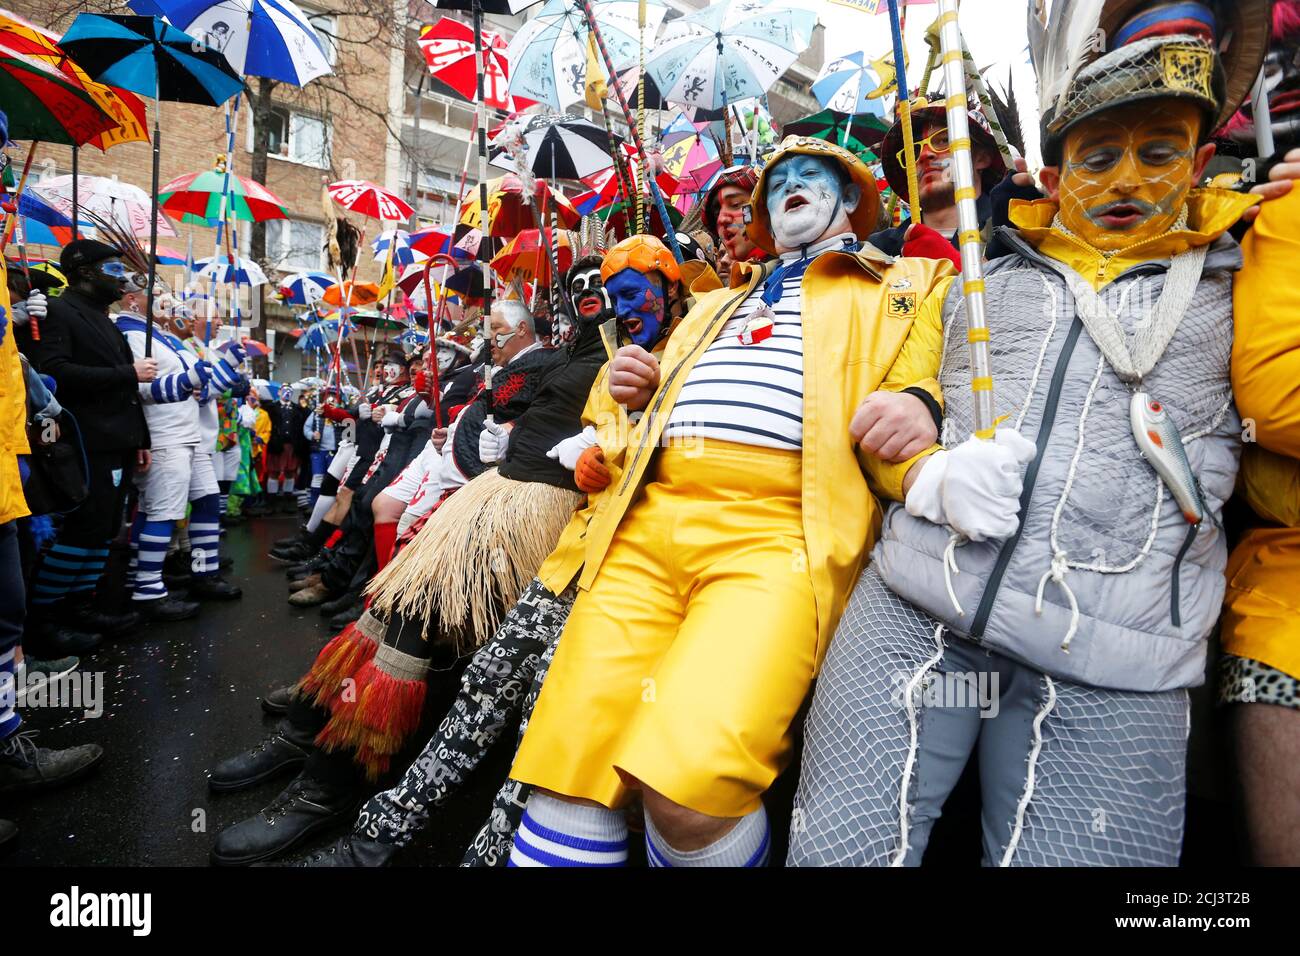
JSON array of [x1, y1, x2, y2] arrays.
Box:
[[575, 444, 611, 494]]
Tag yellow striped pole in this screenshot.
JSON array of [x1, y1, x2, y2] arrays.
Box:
[[936, 0, 995, 438]]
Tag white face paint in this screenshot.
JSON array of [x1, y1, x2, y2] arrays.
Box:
[[436, 346, 457, 375], [380, 362, 404, 384], [765, 154, 859, 252]]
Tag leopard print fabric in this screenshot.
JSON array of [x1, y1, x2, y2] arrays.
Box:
[[1218, 654, 1300, 711]]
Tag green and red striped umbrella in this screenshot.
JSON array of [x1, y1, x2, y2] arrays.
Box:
[[0, 49, 117, 145], [158, 169, 289, 224]]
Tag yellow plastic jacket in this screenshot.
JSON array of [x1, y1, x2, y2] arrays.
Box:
[[536, 328, 675, 595], [572, 248, 955, 669], [1223, 186, 1300, 681], [1, 280, 32, 524]]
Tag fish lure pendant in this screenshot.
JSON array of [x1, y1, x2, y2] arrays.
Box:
[[739, 305, 775, 345], [1130, 392, 1205, 524]]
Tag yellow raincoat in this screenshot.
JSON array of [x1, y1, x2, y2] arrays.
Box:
[[0, 280, 31, 525], [1223, 186, 1300, 681]]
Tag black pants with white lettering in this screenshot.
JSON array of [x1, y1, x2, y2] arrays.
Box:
[[352, 579, 576, 865]]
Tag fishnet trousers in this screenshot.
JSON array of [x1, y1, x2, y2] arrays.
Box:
[[788, 568, 1189, 867]]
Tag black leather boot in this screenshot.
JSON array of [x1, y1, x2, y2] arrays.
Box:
[[328, 603, 365, 631], [260, 684, 295, 716], [319, 590, 359, 616], [28, 616, 103, 657], [208, 724, 312, 792], [283, 832, 397, 867], [209, 776, 358, 866], [0, 732, 104, 794], [188, 576, 243, 601], [137, 596, 201, 623], [57, 597, 141, 639]]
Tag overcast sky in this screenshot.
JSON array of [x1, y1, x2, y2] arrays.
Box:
[[807, 0, 1045, 165]]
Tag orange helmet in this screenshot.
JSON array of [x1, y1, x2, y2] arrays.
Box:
[[600, 235, 681, 285]]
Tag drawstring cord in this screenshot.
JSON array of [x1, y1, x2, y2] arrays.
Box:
[[1035, 550, 1080, 652], [942, 532, 965, 616]]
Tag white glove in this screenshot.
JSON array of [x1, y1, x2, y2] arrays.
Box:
[[905, 429, 1037, 542], [26, 291, 47, 320], [546, 425, 598, 471], [357, 402, 371, 419], [238, 405, 258, 429], [381, 410, 403, 429], [478, 418, 510, 464]]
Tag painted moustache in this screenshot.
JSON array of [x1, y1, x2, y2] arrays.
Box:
[[1085, 197, 1160, 231]]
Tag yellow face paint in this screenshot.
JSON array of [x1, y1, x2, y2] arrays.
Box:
[[1056, 100, 1202, 252]]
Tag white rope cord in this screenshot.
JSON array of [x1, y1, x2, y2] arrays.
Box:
[[1013, 274, 1061, 431], [942, 532, 965, 616], [890, 623, 947, 867], [999, 674, 1057, 867]]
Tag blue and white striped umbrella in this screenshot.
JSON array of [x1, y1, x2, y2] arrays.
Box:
[[130, 0, 333, 86], [506, 0, 669, 110], [371, 230, 427, 268], [192, 254, 268, 287], [278, 270, 336, 305], [811, 50, 891, 118], [645, 0, 817, 111]]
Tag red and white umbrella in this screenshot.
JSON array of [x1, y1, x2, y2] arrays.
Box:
[[418, 17, 531, 112], [327, 179, 414, 222]]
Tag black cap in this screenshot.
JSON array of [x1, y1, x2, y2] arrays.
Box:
[[59, 239, 121, 275]]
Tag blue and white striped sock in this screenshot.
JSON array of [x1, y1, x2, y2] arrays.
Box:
[[0, 645, 20, 739], [127, 513, 145, 589], [29, 543, 91, 606], [67, 546, 110, 596], [508, 792, 628, 867], [189, 494, 222, 578], [132, 520, 175, 601], [645, 804, 771, 868]]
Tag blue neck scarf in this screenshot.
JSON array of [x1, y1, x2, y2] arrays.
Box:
[[759, 235, 860, 306]]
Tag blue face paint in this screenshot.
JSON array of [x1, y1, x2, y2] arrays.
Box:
[[605, 267, 666, 348], [764, 154, 847, 252]]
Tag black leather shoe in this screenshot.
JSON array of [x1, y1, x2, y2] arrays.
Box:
[[210, 777, 358, 866], [269, 540, 315, 563], [220, 555, 233, 571], [188, 576, 243, 601], [328, 604, 364, 631], [272, 531, 307, 549], [0, 731, 104, 794], [283, 832, 397, 867], [137, 596, 200, 622], [208, 727, 311, 792], [58, 603, 140, 639], [29, 618, 102, 657], [319, 591, 359, 616], [260, 684, 295, 716], [162, 550, 192, 578]]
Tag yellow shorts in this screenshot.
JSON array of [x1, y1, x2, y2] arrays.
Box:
[[510, 440, 818, 817]]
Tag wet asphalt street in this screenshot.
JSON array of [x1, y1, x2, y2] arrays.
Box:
[[2, 513, 510, 867]]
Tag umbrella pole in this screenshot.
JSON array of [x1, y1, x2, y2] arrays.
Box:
[[145, 89, 161, 358], [472, 0, 493, 346], [577, 0, 682, 261], [71, 145, 79, 241], [936, 0, 994, 438], [1, 142, 39, 255], [886, 0, 922, 226]]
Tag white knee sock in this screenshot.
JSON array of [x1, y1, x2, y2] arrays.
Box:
[[306, 494, 335, 533], [509, 792, 628, 868], [267, 478, 280, 494], [645, 804, 771, 867]]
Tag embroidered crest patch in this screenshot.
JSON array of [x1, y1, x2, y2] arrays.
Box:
[[886, 291, 917, 318]]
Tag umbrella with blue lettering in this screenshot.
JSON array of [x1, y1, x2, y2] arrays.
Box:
[[645, 0, 817, 112], [277, 270, 336, 306], [371, 230, 426, 268], [192, 254, 268, 287], [811, 50, 892, 118]]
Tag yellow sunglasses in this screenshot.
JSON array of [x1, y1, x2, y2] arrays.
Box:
[[896, 128, 951, 168]]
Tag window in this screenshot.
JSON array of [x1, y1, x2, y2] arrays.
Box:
[[401, 159, 462, 229], [265, 219, 326, 272], [304, 11, 338, 66], [255, 106, 332, 168]]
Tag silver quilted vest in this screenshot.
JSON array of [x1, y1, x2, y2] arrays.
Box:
[[873, 230, 1243, 692]]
